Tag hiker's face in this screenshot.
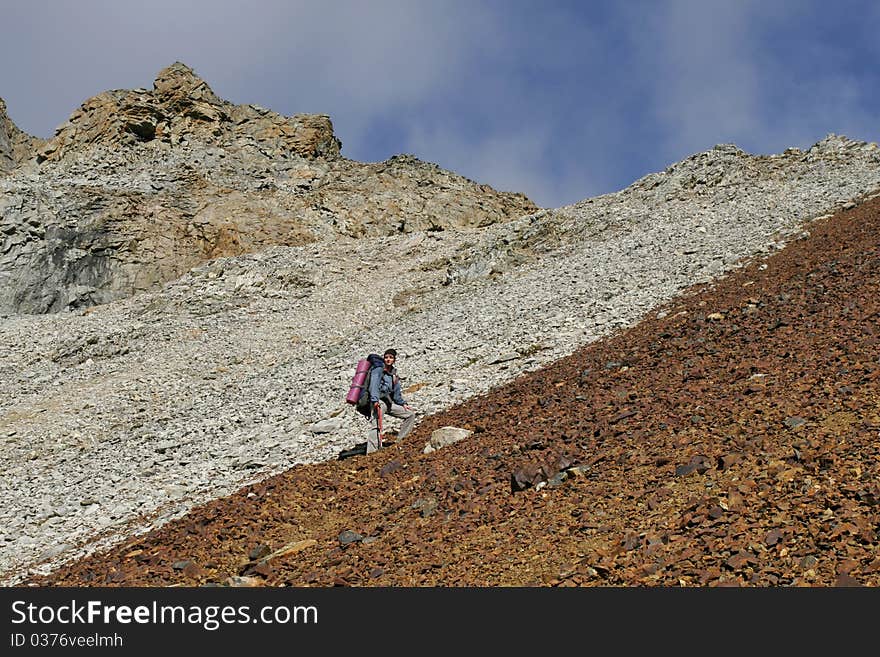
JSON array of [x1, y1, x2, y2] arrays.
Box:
[[384, 354, 396, 367]]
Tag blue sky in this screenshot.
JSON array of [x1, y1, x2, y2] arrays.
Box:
[[2, 0, 878, 208]]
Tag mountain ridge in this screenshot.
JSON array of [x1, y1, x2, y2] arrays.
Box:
[[0, 62, 537, 314]]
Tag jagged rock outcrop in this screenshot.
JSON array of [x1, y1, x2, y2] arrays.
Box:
[[0, 62, 537, 314], [0, 98, 44, 173], [35, 62, 341, 162]]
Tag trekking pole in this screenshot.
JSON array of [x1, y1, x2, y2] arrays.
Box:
[[377, 403, 384, 448], [374, 402, 384, 449]]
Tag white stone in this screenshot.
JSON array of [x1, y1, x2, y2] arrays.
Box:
[[424, 426, 474, 454]]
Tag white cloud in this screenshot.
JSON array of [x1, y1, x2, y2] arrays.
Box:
[[624, 1, 764, 157], [624, 0, 880, 163]]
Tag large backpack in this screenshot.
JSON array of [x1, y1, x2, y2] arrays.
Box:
[[346, 353, 384, 418]]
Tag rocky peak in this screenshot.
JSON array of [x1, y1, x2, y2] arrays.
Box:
[[0, 97, 45, 173], [152, 61, 222, 108], [35, 61, 341, 163]]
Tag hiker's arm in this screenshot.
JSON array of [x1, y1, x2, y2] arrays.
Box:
[[369, 367, 381, 402], [392, 379, 405, 405]]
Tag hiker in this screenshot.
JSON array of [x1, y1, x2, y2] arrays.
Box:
[[367, 348, 416, 453]]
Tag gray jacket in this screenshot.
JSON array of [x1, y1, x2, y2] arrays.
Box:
[[369, 365, 405, 405]]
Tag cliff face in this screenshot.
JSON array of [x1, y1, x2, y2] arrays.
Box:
[[0, 62, 538, 314]]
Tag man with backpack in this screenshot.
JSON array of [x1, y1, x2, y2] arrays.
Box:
[[366, 348, 416, 453]]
